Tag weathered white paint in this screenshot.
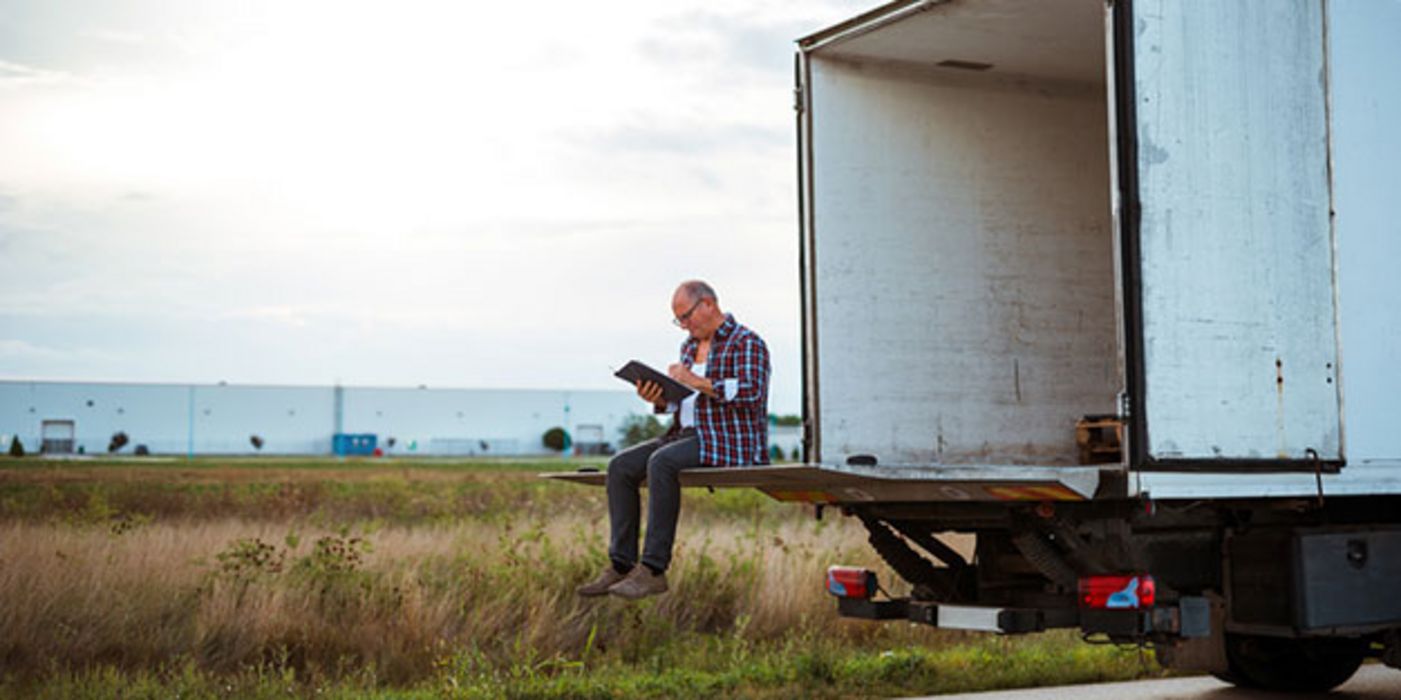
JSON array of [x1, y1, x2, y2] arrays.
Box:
[[1135, 460, 1401, 500], [1133, 0, 1401, 498], [807, 55, 1116, 467], [1131, 0, 1341, 461], [1329, 0, 1401, 464]]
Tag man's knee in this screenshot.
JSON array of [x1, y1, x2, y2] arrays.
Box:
[[646, 446, 694, 481], [608, 444, 651, 485], [645, 452, 675, 482]]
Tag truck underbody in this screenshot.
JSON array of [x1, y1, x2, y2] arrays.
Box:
[[843, 494, 1401, 691], [548, 465, 1401, 690]]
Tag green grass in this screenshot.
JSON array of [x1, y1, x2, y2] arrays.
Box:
[[1, 633, 1161, 699], [4, 454, 609, 473], [0, 457, 788, 526], [0, 457, 1167, 698]]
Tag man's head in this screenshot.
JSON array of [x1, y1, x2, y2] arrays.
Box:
[[672, 280, 724, 339]]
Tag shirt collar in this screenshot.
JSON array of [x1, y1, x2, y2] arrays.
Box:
[[684, 314, 736, 356], [714, 313, 737, 340]]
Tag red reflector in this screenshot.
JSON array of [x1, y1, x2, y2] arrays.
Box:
[[1078, 574, 1155, 609], [826, 566, 877, 599]]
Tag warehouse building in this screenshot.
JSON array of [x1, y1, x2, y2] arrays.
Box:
[[0, 380, 644, 457]]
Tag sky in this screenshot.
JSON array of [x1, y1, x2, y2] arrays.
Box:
[[0, 0, 874, 414]]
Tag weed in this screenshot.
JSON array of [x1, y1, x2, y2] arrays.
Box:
[[0, 459, 1165, 697], [213, 538, 286, 582]]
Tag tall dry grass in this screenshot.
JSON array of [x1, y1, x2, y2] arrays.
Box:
[[0, 507, 945, 683], [0, 463, 1160, 698]]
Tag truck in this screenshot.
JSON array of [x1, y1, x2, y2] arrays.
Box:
[[552, 0, 1401, 690]]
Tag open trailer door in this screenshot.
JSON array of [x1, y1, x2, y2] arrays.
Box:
[[1114, 0, 1343, 470]]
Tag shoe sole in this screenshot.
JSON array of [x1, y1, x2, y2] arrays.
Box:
[[608, 585, 668, 600]]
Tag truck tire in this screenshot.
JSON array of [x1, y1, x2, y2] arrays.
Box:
[[1219, 634, 1365, 692]]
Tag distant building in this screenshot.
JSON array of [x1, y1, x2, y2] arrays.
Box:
[[0, 380, 644, 457]]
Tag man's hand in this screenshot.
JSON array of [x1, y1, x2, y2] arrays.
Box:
[[667, 363, 698, 388], [636, 380, 665, 405], [669, 363, 716, 397]]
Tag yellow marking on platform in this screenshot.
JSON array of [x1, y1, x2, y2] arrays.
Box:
[[763, 489, 837, 503], [1026, 485, 1084, 501], [986, 485, 1084, 501]]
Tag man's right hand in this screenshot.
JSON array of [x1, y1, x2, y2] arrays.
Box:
[[636, 380, 665, 406]]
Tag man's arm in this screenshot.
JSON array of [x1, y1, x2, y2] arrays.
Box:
[[666, 369, 720, 399], [716, 334, 769, 408], [670, 334, 768, 407]]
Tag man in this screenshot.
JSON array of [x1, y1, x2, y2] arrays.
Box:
[[578, 280, 771, 600]]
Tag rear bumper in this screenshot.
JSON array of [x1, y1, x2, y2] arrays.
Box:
[[837, 597, 1210, 637], [836, 598, 1074, 634]]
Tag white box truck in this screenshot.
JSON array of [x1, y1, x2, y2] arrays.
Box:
[[553, 0, 1401, 690]]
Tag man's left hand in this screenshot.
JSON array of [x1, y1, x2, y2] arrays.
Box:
[[667, 363, 700, 388], [668, 364, 717, 397]]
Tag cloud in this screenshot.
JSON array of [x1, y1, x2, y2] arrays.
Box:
[[78, 28, 149, 45], [0, 338, 114, 365], [0, 0, 837, 412], [641, 9, 810, 76], [219, 306, 313, 328], [566, 121, 788, 157], [0, 59, 71, 88]]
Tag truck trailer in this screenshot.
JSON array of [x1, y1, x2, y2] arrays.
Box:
[[552, 0, 1401, 690]]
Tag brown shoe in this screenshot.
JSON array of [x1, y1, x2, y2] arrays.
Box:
[[577, 566, 629, 597], [608, 565, 668, 600]]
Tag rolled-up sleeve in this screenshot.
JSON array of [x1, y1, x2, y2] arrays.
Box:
[[714, 335, 769, 408]]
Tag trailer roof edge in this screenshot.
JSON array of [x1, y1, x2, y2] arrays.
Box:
[[796, 0, 947, 54]]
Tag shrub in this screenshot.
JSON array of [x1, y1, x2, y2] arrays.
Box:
[[108, 431, 130, 453], [8, 436, 23, 458], [618, 414, 667, 448], [213, 537, 286, 583], [542, 427, 570, 452]]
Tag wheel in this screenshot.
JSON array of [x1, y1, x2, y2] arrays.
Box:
[[1208, 669, 1257, 689], [1220, 633, 1365, 692]]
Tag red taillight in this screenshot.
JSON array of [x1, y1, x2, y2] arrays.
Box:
[[826, 566, 877, 599], [1079, 574, 1155, 609]]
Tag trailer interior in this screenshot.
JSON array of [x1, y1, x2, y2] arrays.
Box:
[[799, 0, 1120, 470]]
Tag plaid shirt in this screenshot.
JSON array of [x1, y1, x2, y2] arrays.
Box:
[[667, 313, 770, 466]]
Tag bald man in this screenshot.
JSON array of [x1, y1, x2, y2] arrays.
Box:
[[578, 280, 771, 600]]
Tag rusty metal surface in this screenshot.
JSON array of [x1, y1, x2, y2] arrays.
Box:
[[542, 463, 1101, 503], [1130, 0, 1341, 462]]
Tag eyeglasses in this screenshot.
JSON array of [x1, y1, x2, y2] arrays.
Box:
[[672, 298, 705, 326]]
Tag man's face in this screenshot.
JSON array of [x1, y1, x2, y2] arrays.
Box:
[[672, 291, 717, 339]]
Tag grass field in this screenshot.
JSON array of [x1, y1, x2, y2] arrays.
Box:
[[0, 457, 1165, 698]]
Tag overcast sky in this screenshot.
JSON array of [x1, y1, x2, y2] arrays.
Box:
[[0, 0, 874, 414]]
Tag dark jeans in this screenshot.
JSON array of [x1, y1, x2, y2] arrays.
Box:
[[606, 432, 702, 573]]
